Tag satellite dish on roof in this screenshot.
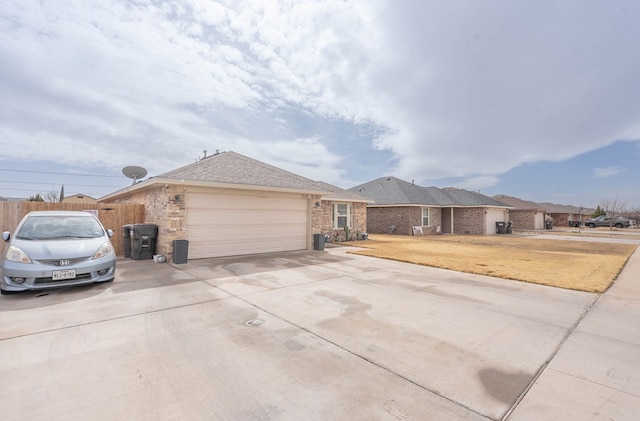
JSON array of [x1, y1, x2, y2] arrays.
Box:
[[122, 166, 148, 185]]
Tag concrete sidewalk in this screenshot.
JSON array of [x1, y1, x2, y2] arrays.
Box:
[[508, 245, 640, 419], [0, 236, 638, 420]]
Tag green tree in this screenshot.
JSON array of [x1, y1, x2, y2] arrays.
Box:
[[27, 193, 45, 202], [591, 206, 606, 218]]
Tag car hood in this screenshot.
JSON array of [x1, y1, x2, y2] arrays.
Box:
[[9, 237, 108, 259]]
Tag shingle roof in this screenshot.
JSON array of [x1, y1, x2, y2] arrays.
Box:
[[491, 195, 544, 211], [493, 194, 594, 214], [159, 151, 328, 192], [537, 202, 594, 215], [349, 177, 509, 207], [440, 188, 511, 207], [312, 181, 372, 203]]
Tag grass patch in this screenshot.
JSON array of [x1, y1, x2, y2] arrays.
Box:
[[348, 234, 637, 293]]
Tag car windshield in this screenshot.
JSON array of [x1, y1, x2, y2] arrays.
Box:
[[16, 215, 105, 240]]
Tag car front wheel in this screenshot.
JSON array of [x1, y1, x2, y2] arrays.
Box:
[[587, 223, 596, 228], [615, 223, 623, 228]]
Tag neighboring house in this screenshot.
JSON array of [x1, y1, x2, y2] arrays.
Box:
[[493, 195, 594, 228], [492, 195, 547, 230], [537, 202, 594, 227], [61, 194, 97, 204], [349, 177, 512, 235], [99, 151, 369, 260]]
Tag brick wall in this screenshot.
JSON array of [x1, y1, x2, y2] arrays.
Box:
[[367, 206, 442, 236], [110, 184, 186, 259], [315, 201, 367, 241], [367, 207, 414, 235], [452, 207, 485, 235], [508, 210, 537, 230]]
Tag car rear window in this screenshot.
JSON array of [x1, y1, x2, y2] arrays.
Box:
[[17, 216, 105, 240]]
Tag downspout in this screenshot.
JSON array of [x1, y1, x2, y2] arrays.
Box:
[[450, 207, 454, 234], [307, 195, 312, 251]]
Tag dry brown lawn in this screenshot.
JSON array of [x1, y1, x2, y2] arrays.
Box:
[[347, 234, 637, 293]]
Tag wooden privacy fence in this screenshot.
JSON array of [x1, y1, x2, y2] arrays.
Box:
[[0, 202, 145, 256]]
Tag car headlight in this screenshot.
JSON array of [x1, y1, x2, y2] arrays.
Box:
[[93, 242, 115, 260], [6, 246, 32, 263]]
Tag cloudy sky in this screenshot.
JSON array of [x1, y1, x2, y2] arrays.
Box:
[[1, 0, 639, 208]]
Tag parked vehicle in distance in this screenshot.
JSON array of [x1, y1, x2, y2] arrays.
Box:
[[584, 215, 631, 229], [1, 211, 116, 294]]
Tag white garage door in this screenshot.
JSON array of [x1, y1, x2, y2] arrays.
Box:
[[485, 208, 507, 234], [186, 189, 309, 259]]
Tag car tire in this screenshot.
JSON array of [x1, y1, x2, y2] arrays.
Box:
[[588, 223, 596, 228], [615, 223, 623, 228]]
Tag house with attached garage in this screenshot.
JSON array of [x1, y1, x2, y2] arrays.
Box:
[[491, 195, 548, 230], [348, 177, 512, 236], [98, 151, 369, 261], [492, 194, 595, 229]]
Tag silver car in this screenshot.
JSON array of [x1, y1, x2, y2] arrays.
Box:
[[1, 211, 116, 294]]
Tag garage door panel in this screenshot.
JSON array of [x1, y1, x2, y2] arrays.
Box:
[[189, 211, 307, 226], [186, 190, 309, 259], [485, 208, 506, 234], [189, 195, 306, 211], [188, 238, 305, 258], [188, 224, 306, 240]]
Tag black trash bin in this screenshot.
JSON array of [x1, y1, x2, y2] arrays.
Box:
[[546, 220, 553, 230], [506, 221, 513, 234], [496, 221, 506, 234], [130, 224, 158, 260], [173, 239, 189, 264], [313, 233, 325, 251], [122, 224, 133, 258]]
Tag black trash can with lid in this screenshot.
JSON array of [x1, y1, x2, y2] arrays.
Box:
[[130, 224, 158, 260], [313, 233, 325, 251], [495, 221, 506, 234], [506, 221, 513, 234], [173, 240, 189, 264], [122, 224, 133, 258], [546, 220, 553, 230]]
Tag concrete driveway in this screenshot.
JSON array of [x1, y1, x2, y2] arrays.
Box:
[[1, 239, 639, 420]]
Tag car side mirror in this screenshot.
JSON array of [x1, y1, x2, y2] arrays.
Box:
[[2, 231, 10, 242], [107, 229, 113, 238]]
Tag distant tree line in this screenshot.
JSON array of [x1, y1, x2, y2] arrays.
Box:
[[27, 190, 61, 202]]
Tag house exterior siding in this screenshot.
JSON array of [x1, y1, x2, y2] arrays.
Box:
[[508, 210, 544, 230], [313, 200, 367, 241], [453, 207, 485, 235], [108, 184, 187, 259], [549, 212, 582, 227], [366, 206, 442, 236]]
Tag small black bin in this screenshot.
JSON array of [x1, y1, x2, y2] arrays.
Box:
[[506, 221, 513, 234], [130, 224, 158, 260], [496, 221, 506, 234], [546, 220, 553, 230], [173, 240, 189, 264], [122, 224, 133, 258], [313, 233, 325, 251]]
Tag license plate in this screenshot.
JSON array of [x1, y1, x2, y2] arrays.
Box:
[[52, 269, 76, 280]]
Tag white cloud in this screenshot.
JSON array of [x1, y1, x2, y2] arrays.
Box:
[[457, 175, 501, 191], [593, 167, 623, 178], [1, 0, 639, 196]]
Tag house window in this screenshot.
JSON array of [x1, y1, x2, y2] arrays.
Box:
[[333, 203, 351, 228], [422, 208, 430, 226]]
